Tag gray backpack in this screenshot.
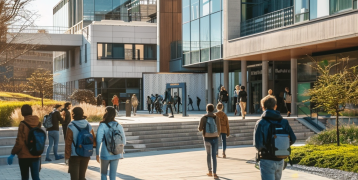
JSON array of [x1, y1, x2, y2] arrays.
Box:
[[43, 111, 54, 128], [104, 122, 124, 155]]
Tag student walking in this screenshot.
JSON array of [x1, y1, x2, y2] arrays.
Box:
[[96, 107, 126, 180], [65, 107, 96, 180], [219, 86, 229, 114], [197, 97, 201, 111], [284, 87, 292, 117], [8, 105, 45, 180], [234, 85, 241, 116], [198, 104, 221, 179], [238, 86, 247, 119], [215, 103, 229, 158], [188, 95, 194, 110], [61, 102, 72, 140], [163, 89, 174, 118], [254, 95, 296, 180], [131, 94, 139, 116], [112, 95, 119, 112], [147, 96, 152, 114], [46, 104, 65, 161]]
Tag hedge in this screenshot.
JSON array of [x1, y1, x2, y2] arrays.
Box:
[[290, 144, 358, 173], [0, 101, 62, 127]]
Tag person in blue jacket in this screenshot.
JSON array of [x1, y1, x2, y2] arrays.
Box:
[[96, 107, 126, 180]]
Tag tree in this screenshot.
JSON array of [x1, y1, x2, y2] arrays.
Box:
[[27, 69, 53, 107], [70, 89, 97, 105], [306, 57, 358, 146]]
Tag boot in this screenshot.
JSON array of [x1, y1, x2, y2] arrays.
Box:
[[207, 171, 213, 177], [214, 174, 219, 179], [223, 151, 226, 158]]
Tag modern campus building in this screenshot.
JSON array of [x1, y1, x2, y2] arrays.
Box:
[[52, 0, 157, 110], [155, 0, 358, 115]]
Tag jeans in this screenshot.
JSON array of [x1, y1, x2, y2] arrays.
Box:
[[260, 159, 284, 180], [18, 158, 40, 180], [223, 102, 228, 114], [100, 159, 119, 180], [236, 103, 241, 115], [46, 130, 60, 159], [69, 156, 90, 180], [204, 137, 218, 174], [165, 104, 174, 116]]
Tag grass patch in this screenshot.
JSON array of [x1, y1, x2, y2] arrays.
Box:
[[0, 92, 52, 101], [290, 144, 358, 173], [307, 125, 358, 145]]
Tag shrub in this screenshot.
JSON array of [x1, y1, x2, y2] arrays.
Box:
[[70, 89, 97, 105], [290, 144, 358, 172], [11, 105, 53, 126], [307, 125, 358, 145], [73, 103, 105, 122]]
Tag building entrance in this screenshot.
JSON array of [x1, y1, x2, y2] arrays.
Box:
[[166, 83, 187, 117]]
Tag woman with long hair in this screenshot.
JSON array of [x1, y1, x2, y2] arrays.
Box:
[[96, 107, 126, 180], [131, 94, 139, 116], [284, 87, 292, 117]]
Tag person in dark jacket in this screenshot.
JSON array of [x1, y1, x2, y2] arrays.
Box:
[[147, 96, 152, 114], [7, 105, 42, 180], [284, 87, 292, 117], [254, 95, 296, 180], [61, 102, 72, 140], [188, 95, 194, 110], [162, 89, 174, 118], [150, 94, 156, 113], [238, 86, 248, 119], [45, 104, 64, 161], [219, 86, 229, 114], [197, 97, 201, 111]]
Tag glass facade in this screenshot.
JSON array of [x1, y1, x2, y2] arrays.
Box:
[[182, 0, 223, 65], [97, 43, 156, 60]]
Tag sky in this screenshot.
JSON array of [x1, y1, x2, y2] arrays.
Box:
[[28, 0, 59, 27]]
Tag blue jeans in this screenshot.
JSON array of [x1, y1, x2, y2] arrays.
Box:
[[260, 159, 284, 180], [19, 158, 40, 180], [100, 159, 119, 180], [46, 130, 60, 159], [223, 102, 228, 114], [204, 137, 218, 174]]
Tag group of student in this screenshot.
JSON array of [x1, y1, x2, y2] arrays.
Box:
[[199, 94, 296, 180], [8, 103, 126, 180], [218, 85, 248, 119]]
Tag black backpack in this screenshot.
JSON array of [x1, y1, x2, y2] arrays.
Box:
[[262, 119, 291, 159], [22, 121, 46, 156]]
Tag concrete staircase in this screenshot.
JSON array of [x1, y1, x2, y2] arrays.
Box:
[[0, 118, 314, 165]]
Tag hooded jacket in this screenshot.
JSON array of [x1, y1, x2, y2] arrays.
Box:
[[131, 96, 139, 107], [253, 110, 296, 161], [198, 112, 221, 138], [96, 121, 126, 160], [11, 115, 42, 158], [215, 111, 230, 135], [65, 119, 96, 159]]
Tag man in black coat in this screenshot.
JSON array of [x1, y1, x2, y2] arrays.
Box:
[[163, 89, 174, 118], [61, 102, 72, 139]]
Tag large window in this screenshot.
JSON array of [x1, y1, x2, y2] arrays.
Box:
[[191, 0, 200, 20], [200, 0, 210, 17], [330, 0, 353, 14], [183, 23, 191, 65], [97, 43, 156, 60], [200, 16, 210, 62], [191, 20, 200, 64], [211, 12, 221, 60], [295, 0, 309, 23], [310, 0, 329, 19], [183, 0, 190, 23]]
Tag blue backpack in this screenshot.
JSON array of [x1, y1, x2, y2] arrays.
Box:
[[22, 121, 46, 156], [204, 116, 218, 137], [72, 123, 94, 157]]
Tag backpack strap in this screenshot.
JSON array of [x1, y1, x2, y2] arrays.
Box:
[[105, 123, 111, 128], [21, 121, 33, 130], [72, 122, 81, 132]]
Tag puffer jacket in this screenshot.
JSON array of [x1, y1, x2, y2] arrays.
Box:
[[11, 115, 42, 158], [131, 96, 139, 107], [215, 111, 230, 136]]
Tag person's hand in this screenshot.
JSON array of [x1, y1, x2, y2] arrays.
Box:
[[65, 159, 69, 166], [96, 155, 100, 163], [7, 154, 15, 165]]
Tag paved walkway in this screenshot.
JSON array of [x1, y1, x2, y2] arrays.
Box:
[[0, 146, 330, 180]]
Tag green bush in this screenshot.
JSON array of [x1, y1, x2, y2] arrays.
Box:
[[307, 125, 358, 145], [290, 144, 358, 172]]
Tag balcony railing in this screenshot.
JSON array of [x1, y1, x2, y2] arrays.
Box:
[[8, 26, 70, 34], [240, 6, 294, 37]]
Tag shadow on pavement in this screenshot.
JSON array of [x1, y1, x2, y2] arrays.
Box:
[[87, 165, 143, 180]]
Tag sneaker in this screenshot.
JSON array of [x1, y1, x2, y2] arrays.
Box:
[[163, 114, 168, 116], [207, 171, 213, 177], [214, 174, 219, 179], [55, 155, 64, 160], [45, 158, 52, 162], [168, 116, 174, 118]]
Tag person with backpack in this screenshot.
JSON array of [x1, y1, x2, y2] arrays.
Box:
[[45, 104, 64, 161], [215, 103, 230, 158], [61, 102, 72, 140], [254, 95, 296, 180], [147, 96, 152, 114], [219, 86, 229, 114], [150, 94, 156, 113], [283, 87, 292, 117], [188, 95, 194, 111], [7, 105, 46, 180], [238, 86, 248, 119], [198, 104, 221, 179], [96, 107, 126, 180], [65, 107, 96, 180]]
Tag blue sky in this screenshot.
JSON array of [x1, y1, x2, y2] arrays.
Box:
[[28, 0, 59, 26]]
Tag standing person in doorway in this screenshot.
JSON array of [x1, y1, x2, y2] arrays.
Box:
[[150, 94, 156, 113], [188, 95, 194, 111], [215, 103, 229, 158], [239, 86, 248, 119], [131, 94, 139, 116], [46, 104, 64, 161], [111, 95, 119, 112], [147, 96, 152, 114], [284, 87, 292, 117], [198, 104, 221, 179], [163, 89, 174, 118], [197, 97, 201, 111], [234, 85, 241, 116], [61, 102, 72, 140], [219, 86, 229, 114], [8, 105, 43, 180], [96, 107, 126, 180], [65, 107, 96, 180]]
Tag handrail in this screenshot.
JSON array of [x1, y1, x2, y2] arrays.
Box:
[[8, 26, 70, 34]]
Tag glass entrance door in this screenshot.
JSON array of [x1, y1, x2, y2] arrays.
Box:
[[171, 88, 182, 114], [250, 81, 262, 114]]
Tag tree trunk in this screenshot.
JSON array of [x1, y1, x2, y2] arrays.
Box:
[[41, 91, 44, 108], [336, 110, 340, 146]]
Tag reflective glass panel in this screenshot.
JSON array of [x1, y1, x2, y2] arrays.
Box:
[[144, 44, 156, 60], [135, 44, 144, 60], [191, 20, 200, 63], [211, 12, 221, 60], [191, 0, 199, 20], [183, 0, 190, 23], [310, 0, 329, 19], [200, 0, 210, 17], [294, 0, 309, 23], [113, 44, 124, 59], [95, 0, 113, 21], [330, 0, 352, 14], [210, 0, 221, 13], [183, 23, 191, 65], [125, 44, 133, 60], [200, 16, 210, 62]]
